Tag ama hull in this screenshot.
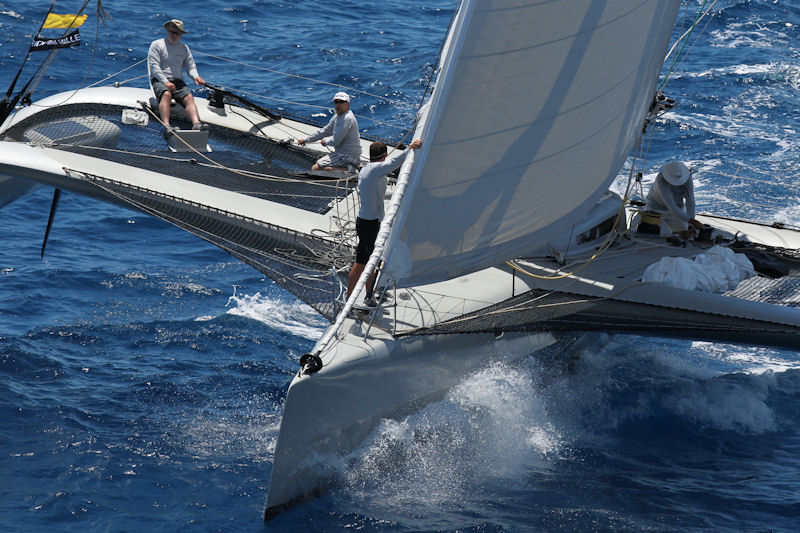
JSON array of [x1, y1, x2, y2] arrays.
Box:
[[264, 326, 573, 519]]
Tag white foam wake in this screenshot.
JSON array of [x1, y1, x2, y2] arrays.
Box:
[[225, 289, 326, 340]]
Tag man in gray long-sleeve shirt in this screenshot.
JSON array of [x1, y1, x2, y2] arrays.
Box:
[[148, 19, 207, 136], [298, 91, 361, 171]]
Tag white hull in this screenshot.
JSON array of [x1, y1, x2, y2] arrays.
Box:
[[265, 325, 574, 518]]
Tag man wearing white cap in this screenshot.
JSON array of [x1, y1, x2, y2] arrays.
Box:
[[645, 161, 705, 237], [148, 19, 207, 137], [297, 91, 361, 171]]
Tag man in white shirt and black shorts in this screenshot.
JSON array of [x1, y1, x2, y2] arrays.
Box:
[[347, 138, 422, 305]]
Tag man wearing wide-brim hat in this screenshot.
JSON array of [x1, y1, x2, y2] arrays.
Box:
[[147, 19, 208, 137], [645, 161, 706, 237]]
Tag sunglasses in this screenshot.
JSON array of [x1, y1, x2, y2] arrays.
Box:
[[334, 100, 347, 104], [168, 30, 181, 35]]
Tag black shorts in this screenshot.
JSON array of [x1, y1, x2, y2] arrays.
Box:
[[355, 217, 380, 264], [152, 77, 192, 104]]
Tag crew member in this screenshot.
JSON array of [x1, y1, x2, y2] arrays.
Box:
[[297, 92, 361, 172], [347, 139, 423, 304], [645, 161, 705, 238], [148, 19, 207, 137]]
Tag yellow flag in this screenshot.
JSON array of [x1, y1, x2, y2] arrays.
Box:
[[42, 13, 88, 29]]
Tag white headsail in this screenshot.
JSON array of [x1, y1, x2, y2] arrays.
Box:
[[384, 0, 683, 285]]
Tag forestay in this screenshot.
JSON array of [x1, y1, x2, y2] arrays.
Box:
[[384, 0, 682, 285]]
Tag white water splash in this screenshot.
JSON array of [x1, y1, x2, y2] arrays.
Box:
[[708, 22, 790, 49], [225, 290, 326, 340], [338, 359, 570, 512]]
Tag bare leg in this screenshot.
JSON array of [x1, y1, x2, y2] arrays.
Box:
[[159, 91, 173, 126], [312, 163, 349, 171], [347, 262, 364, 298], [347, 262, 376, 300], [182, 93, 201, 127]]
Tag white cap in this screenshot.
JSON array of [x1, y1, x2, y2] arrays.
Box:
[[333, 91, 350, 102], [660, 161, 690, 186]]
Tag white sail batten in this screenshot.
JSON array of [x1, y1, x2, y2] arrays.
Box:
[[384, 0, 682, 285]]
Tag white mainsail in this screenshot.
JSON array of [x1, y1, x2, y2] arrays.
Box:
[[384, 0, 683, 285]]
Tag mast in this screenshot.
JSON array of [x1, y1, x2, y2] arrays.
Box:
[[304, 0, 472, 368]]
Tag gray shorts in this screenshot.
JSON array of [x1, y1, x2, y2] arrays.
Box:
[[152, 77, 192, 104], [315, 152, 359, 170]]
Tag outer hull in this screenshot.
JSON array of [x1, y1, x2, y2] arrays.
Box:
[[264, 326, 579, 518]]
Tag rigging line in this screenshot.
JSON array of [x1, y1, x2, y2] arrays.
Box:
[[378, 0, 456, 163], [660, 0, 709, 87], [397, 275, 704, 336], [388, 285, 512, 311], [1, 0, 55, 102], [86, 58, 146, 87], [224, 102, 377, 153], [47, 140, 353, 191], [702, 169, 800, 189], [136, 103, 359, 189], [212, 82, 411, 135], [72, 171, 340, 275], [667, 4, 720, 78], [506, 190, 629, 281], [633, 99, 662, 202], [109, 73, 148, 86], [312, 2, 467, 362], [192, 50, 406, 105], [660, 0, 719, 90], [25, 0, 106, 110], [722, 162, 744, 203], [226, 103, 307, 140]]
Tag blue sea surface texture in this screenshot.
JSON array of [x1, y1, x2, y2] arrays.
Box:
[[2, 1, 800, 531]]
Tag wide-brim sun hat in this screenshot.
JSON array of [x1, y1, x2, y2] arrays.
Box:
[[660, 161, 690, 186], [164, 19, 188, 34]]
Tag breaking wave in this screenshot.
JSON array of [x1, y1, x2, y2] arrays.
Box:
[[225, 289, 326, 340]]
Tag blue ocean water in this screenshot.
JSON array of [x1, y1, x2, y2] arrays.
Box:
[[1, 1, 800, 531]]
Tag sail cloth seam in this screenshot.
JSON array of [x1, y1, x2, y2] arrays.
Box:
[[515, 85, 671, 282], [381, 0, 473, 284]]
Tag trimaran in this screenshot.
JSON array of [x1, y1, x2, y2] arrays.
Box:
[[1, 0, 799, 520]]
